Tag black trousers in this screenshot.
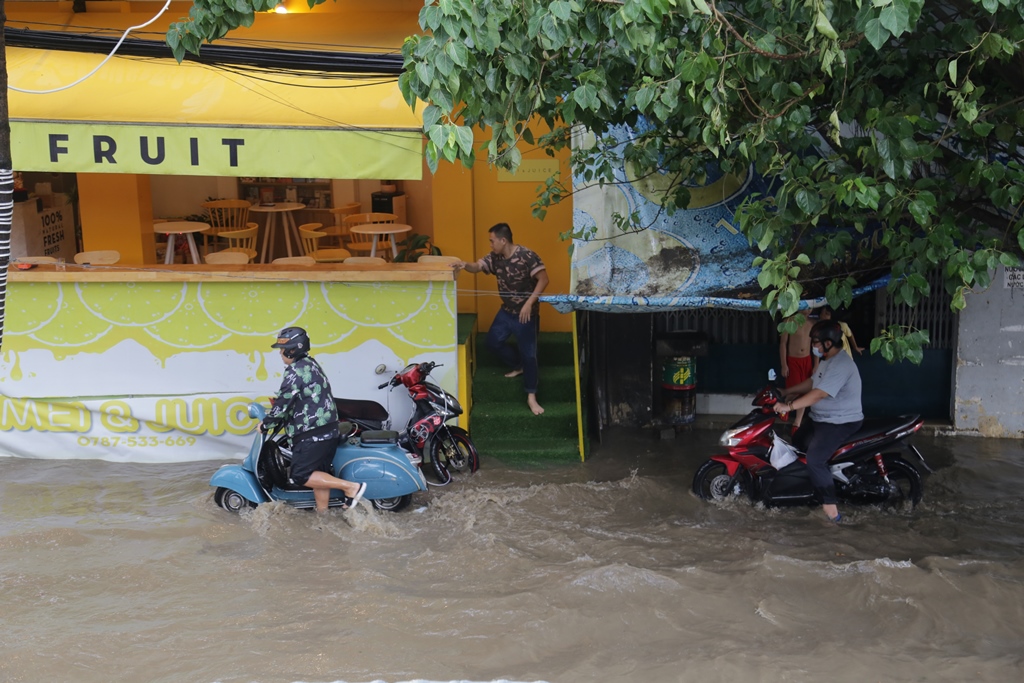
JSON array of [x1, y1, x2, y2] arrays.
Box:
[[793, 417, 863, 505]]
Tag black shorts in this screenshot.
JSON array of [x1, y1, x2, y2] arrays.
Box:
[[288, 424, 341, 485]]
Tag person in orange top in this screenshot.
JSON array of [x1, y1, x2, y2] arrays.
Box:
[[819, 306, 864, 357]]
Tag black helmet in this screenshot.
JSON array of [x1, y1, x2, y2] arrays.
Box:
[[810, 320, 843, 352], [271, 326, 310, 360]]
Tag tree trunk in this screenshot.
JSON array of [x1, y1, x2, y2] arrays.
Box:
[[0, 0, 12, 350]]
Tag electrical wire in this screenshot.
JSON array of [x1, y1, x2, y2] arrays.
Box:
[[4, 24, 404, 80], [7, 0, 174, 94]]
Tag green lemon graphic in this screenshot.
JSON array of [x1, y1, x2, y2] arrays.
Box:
[[387, 284, 456, 349], [77, 282, 186, 326], [7, 283, 63, 334], [29, 293, 114, 348], [198, 281, 308, 336], [322, 281, 428, 327], [626, 161, 748, 209], [300, 287, 357, 348], [145, 288, 232, 350]]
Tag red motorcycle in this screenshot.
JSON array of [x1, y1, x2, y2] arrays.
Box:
[[692, 376, 931, 509], [334, 361, 479, 485]]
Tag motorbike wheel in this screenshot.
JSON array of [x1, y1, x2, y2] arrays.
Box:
[[426, 451, 452, 486], [371, 494, 412, 512], [692, 460, 746, 502], [214, 487, 256, 513], [431, 428, 480, 474], [881, 456, 924, 508]]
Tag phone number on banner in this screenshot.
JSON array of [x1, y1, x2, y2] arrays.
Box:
[[77, 436, 198, 448]]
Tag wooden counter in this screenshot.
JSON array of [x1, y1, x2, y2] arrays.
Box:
[[7, 262, 457, 283]]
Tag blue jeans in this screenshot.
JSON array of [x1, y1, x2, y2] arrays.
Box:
[[487, 308, 539, 394]]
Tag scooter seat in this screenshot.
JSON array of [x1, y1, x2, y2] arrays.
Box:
[[360, 429, 399, 445], [844, 414, 921, 444], [335, 397, 389, 423]]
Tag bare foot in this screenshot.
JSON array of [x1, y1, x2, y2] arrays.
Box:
[[504, 368, 524, 378], [527, 394, 545, 415]]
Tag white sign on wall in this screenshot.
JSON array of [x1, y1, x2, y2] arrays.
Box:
[[1005, 267, 1024, 289]]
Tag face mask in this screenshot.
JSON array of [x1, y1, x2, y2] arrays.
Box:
[[812, 346, 824, 358]]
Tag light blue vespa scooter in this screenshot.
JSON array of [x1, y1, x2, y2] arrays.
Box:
[[211, 403, 427, 513]]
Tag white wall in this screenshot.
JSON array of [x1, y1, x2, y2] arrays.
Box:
[[150, 175, 238, 219], [953, 266, 1024, 437]]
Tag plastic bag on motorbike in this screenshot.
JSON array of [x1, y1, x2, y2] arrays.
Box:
[[769, 432, 799, 470]]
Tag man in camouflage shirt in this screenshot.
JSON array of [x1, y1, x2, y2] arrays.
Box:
[[454, 223, 549, 415], [265, 327, 366, 512]]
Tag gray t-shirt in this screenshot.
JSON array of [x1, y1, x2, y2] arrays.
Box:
[[809, 351, 863, 424]]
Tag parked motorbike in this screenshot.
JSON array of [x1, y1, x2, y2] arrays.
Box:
[[211, 403, 427, 513], [333, 361, 479, 485], [692, 374, 932, 509]]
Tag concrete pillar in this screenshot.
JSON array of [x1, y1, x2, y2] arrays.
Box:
[[954, 266, 1024, 437]]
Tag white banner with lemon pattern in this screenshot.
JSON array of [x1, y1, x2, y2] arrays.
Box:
[[0, 278, 456, 462]]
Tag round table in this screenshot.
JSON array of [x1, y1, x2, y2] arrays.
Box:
[[348, 223, 412, 260], [248, 203, 306, 263], [156, 221, 210, 264]]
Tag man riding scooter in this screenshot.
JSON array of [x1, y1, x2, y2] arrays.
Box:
[[264, 327, 367, 513], [773, 319, 863, 523]]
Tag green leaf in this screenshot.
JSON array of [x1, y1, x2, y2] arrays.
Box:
[[948, 58, 958, 86], [635, 85, 657, 112], [455, 126, 475, 156], [864, 18, 890, 50], [422, 104, 442, 130], [879, 1, 911, 38], [815, 11, 839, 40], [550, 0, 572, 21]]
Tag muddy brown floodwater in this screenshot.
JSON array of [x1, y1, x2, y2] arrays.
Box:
[[1, 428, 1022, 683]]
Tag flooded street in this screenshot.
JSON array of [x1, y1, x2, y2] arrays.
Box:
[[2, 428, 1022, 683]]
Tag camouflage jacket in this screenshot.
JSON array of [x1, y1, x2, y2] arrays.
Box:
[[478, 245, 546, 316], [266, 356, 338, 438]]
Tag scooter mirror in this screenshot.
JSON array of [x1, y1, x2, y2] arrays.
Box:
[[768, 369, 777, 382], [374, 364, 388, 375]]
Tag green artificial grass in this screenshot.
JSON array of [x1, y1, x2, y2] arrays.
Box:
[[469, 331, 581, 464]]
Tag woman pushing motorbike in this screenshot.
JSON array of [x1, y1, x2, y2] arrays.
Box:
[[773, 319, 863, 523], [264, 327, 367, 513]]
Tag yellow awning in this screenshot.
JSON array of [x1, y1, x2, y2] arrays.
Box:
[[7, 7, 425, 178]]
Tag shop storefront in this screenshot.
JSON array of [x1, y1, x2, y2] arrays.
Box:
[[2, 1, 581, 462]]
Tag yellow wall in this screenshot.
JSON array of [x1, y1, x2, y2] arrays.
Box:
[[431, 124, 573, 333], [431, 161, 478, 315], [471, 138, 573, 333], [77, 173, 156, 265]]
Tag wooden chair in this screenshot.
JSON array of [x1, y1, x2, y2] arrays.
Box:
[[298, 225, 352, 263], [210, 226, 258, 262], [417, 255, 460, 264], [204, 251, 250, 265], [343, 256, 387, 265], [272, 256, 317, 266], [13, 256, 58, 264], [74, 250, 120, 265], [323, 202, 362, 247], [201, 200, 257, 254], [342, 212, 397, 257]]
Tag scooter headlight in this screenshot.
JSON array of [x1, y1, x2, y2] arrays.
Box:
[[719, 426, 745, 447]]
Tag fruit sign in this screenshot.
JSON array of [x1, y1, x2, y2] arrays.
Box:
[[0, 278, 457, 462]]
